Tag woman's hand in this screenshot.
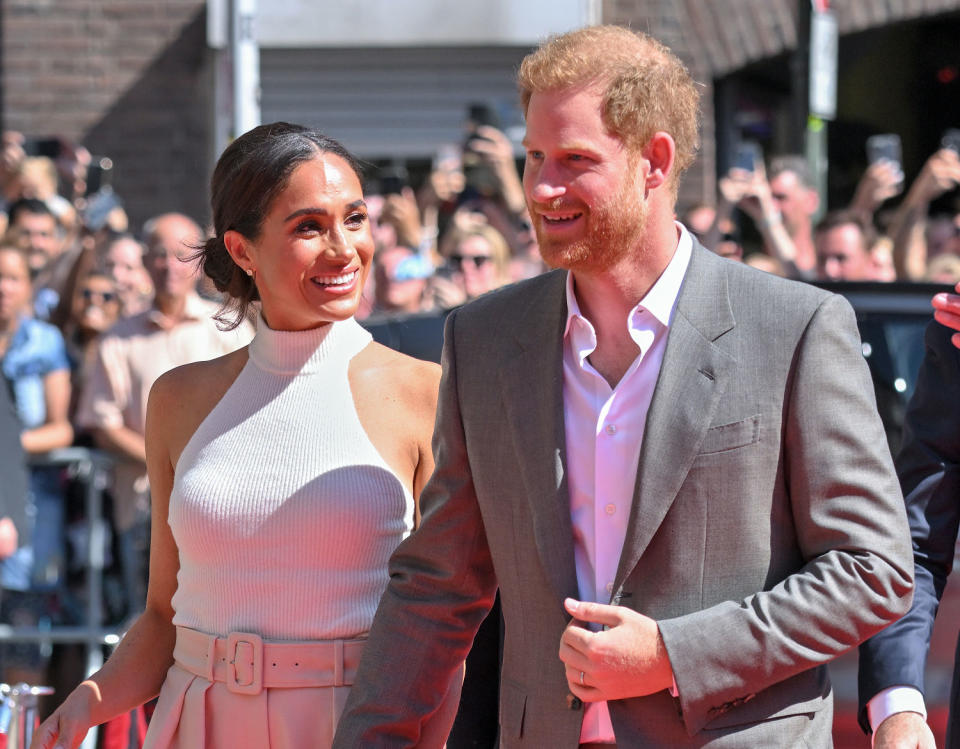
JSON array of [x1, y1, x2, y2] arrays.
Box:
[[31, 681, 99, 749]]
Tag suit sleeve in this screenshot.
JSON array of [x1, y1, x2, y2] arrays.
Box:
[[857, 319, 960, 732], [658, 293, 915, 735], [332, 309, 498, 748]]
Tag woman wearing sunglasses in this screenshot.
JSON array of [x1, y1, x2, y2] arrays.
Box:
[[436, 223, 511, 304]]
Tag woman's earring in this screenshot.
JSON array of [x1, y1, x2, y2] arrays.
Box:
[[245, 268, 255, 278]]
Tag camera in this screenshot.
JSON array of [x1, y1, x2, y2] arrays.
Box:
[[378, 163, 408, 196]]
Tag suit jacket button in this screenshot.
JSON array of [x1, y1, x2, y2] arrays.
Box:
[[567, 694, 583, 710]]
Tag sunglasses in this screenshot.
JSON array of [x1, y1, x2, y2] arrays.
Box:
[[448, 254, 492, 270], [82, 288, 117, 303]]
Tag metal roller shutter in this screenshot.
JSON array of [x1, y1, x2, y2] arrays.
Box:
[[259, 45, 532, 160]]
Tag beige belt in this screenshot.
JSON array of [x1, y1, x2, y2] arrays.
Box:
[[173, 625, 365, 696]]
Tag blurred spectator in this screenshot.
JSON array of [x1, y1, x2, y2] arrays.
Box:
[[371, 245, 431, 316], [0, 244, 73, 684], [889, 148, 960, 280], [101, 233, 153, 317], [0, 359, 30, 684], [0, 372, 28, 571], [814, 210, 877, 282], [744, 252, 786, 277], [868, 235, 898, 282], [13, 156, 76, 230], [767, 156, 820, 276], [713, 159, 805, 277], [926, 214, 960, 259], [927, 252, 960, 284], [63, 270, 121, 425], [0, 245, 74, 458], [7, 197, 64, 278], [5, 196, 88, 327], [75, 213, 252, 616], [681, 202, 716, 241], [432, 223, 510, 307]]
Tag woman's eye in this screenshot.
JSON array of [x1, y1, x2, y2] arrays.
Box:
[[345, 212, 367, 227], [296, 220, 320, 233]]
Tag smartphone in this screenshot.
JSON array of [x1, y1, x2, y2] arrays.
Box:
[[866, 134, 902, 169], [733, 141, 763, 172], [84, 156, 113, 196], [466, 102, 500, 131], [23, 137, 62, 159], [942, 128, 960, 154], [378, 163, 408, 196]]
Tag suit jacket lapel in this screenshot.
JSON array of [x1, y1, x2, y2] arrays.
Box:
[[614, 245, 737, 594], [499, 270, 580, 606]]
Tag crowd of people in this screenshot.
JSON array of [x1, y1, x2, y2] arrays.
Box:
[[0, 22, 954, 749]]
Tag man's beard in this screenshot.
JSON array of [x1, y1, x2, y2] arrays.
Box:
[[533, 174, 647, 273]]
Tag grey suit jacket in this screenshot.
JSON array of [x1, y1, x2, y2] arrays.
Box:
[[334, 244, 914, 748]]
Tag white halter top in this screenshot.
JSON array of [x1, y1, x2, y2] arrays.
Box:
[[169, 316, 414, 640]]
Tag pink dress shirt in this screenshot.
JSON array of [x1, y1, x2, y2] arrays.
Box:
[[563, 224, 692, 743]]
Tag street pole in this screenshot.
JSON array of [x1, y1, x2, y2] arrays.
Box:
[[231, 0, 260, 138], [806, 0, 838, 219]]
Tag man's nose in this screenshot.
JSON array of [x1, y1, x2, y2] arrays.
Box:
[[526, 161, 566, 204]]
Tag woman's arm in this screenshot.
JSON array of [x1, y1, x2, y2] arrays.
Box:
[[32, 374, 182, 749], [21, 368, 73, 453]]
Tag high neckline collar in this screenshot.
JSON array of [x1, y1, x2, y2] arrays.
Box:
[[248, 314, 372, 375]]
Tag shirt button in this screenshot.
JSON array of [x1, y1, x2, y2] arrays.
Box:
[[606, 424, 617, 435], [605, 503, 616, 515]]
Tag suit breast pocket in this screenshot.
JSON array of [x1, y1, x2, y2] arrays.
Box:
[[698, 414, 761, 455]]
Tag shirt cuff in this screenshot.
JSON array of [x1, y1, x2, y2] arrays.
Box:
[[867, 686, 927, 734]]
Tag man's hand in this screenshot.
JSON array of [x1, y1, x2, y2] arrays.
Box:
[[380, 187, 423, 249], [873, 711, 935, 749], [932, 284, 960, 349], [558, 598, 673, 702], [850, 160, 904, 217], [911, 148, 960, 205]]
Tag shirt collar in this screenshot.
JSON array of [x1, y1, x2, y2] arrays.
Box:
[[147, 292, 208, 328], [563, 221, 693, 340]]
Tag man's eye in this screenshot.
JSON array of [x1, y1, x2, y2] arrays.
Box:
[[526, 151, 543, 161]]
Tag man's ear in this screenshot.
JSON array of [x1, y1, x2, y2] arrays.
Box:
[[641, 131, 676, 191], [223, 230, 256, 275], [805, 187, 821, 217]]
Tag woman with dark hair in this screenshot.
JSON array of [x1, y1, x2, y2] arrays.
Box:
[[34, 123, 458, 748]]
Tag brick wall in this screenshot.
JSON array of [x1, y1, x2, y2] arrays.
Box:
[[1, 0, 210, 230]]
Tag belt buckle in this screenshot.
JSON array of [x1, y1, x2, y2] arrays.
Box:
[[226, 632, 264, 695]]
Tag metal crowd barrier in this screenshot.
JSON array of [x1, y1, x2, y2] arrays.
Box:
[[3, 447, 125, 749], [0, 682, 55, 748]]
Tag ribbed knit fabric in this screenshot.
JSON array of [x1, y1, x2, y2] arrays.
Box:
[[169, 316, 414, 641]]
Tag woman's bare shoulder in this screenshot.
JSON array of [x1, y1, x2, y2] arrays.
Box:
[[354, 342, 441, 407]]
